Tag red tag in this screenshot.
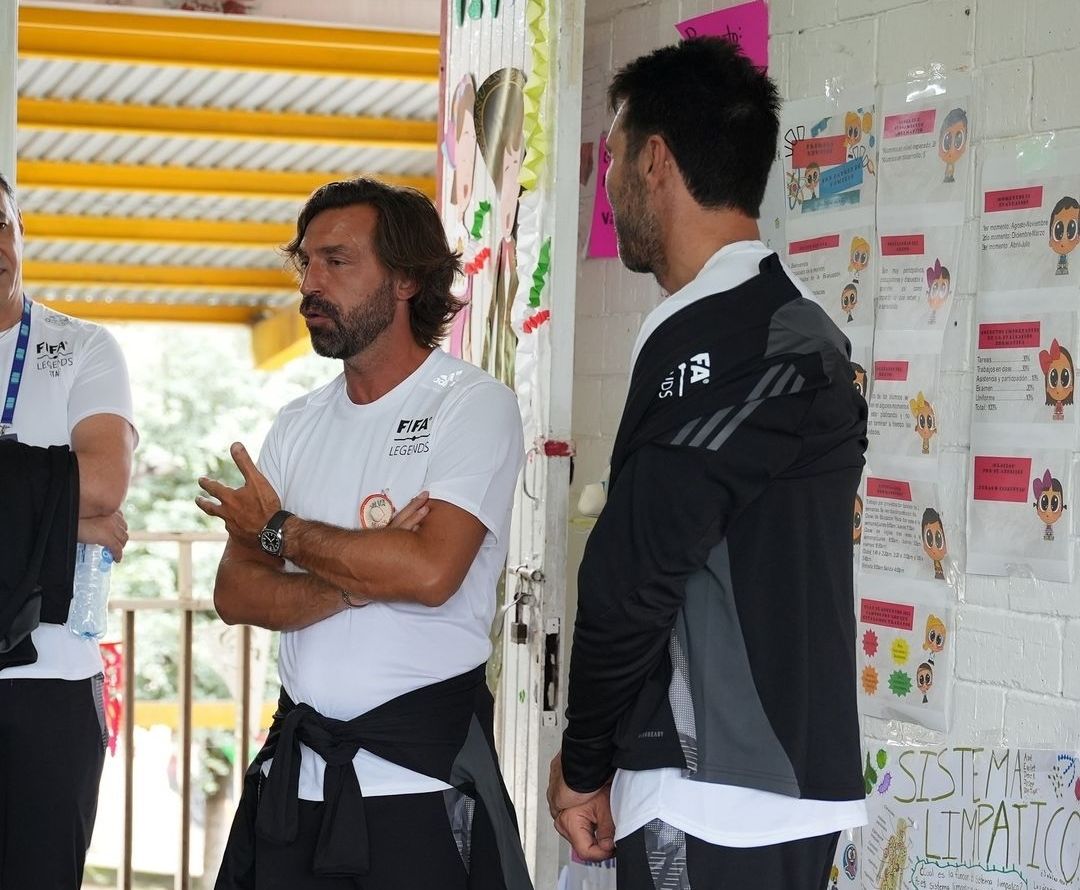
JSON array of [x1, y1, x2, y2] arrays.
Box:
[[874, 360, 910, 382], [866, 478, 912, 501], [978, 322, 1041, 350], [880, 234, 926, 256], [984, 186, 1044, 213], [789, 234, 840, 255], [883, 109, 937, 139], [972, 456, 1033, 503], [860, 598, 916, 631], [790, 135, 848, 168]]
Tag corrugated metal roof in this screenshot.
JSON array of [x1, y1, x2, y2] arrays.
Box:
[[18, 58, 438, 120], [15, 2, 440, 358]]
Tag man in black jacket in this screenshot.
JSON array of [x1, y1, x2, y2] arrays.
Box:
[[547, 38, 867, 889]]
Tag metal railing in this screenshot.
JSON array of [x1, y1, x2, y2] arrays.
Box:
[[110, 530, 250, 890]]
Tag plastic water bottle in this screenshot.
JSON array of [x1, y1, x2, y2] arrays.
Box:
[[69, 544, 112, 639]]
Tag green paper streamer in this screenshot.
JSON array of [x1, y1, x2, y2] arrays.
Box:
[[454, 0, 465, 25], [467, 0, 483, 20], [491, 0, 500, 15], [470, 201, 491, 240], [528, 237, 552, 308]]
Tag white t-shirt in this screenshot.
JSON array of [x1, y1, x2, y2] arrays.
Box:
[[0, 300, 136, 681], [612, 241, 867, 846], [258, 348, 523, 799]]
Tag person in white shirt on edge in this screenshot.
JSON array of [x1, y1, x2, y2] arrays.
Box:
[[547, 39, 868, 889], [0, 171, 137, 889], [197, 179, 531, 890]]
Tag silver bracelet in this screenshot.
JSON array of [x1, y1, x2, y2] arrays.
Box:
[[341, 590, 370, 608]]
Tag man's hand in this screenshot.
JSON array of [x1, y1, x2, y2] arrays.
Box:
[[553, 785, 616, 863], [388, 491, 430, 532], [195, 442, 281, 546], [77, 510, 129, 563], [547, 751, 605, 819]]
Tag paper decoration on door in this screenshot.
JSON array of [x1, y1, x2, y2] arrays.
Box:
[[674, 0, 769, 70], [587, 136, 618, 258], [475, 67, 527, 388]]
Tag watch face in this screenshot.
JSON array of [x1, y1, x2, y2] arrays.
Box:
[[260, 528, 282, 554]]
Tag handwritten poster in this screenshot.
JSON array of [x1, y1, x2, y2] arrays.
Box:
[[674, 0, 769, 70], [860, 746, 1080, 890], [587, 135, 618, 258]]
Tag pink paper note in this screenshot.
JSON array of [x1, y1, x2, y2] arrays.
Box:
[[587, 135, 619, 259], [675, 1, 769, 70]]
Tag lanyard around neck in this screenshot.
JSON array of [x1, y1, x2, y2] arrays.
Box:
[[1, 295, 32, 432]]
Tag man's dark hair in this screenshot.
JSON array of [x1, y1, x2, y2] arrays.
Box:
[[0, 172, 17, 211], [608, 37, 780, 217], [284, 178, 463, 349]]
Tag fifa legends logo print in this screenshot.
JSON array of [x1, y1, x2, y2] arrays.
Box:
[[389, 416, 433, 456], [658, 352, 711, 399], [35, 339, 74, 376]]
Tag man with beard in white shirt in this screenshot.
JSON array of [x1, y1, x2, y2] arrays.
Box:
[[198, 179, 531, 890]]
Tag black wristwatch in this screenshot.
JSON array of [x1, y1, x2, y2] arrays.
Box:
[[259, 510, 294, 556]]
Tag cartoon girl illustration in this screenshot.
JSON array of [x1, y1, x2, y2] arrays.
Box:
[[938, 108, 968, 183], [848, 236, 870, 283], [1049, 196, 1080, 276], [853, 494, 863, 545], [922, 613, 946, 664], [475, 67, 526, 389], [916, 662, 934, 704], [445, 75, 479, 361], [909, 391, 936, 454], [925, 259, 951, 325], [1039, 339, 1074, 421], [852, 362, 867, 398], [844, 109, 876, 174], [1033, 470, 1067, 541], [920, 509, 948, 580], [841, 283, 858, 323], [804, 162, 821, 200]]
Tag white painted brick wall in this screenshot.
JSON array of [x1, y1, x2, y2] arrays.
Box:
[[570, 0, 1080, 751]]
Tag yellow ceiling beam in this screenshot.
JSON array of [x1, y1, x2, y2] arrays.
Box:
[[251, 304, 311, 371], [25, 260, 295, 291], [18, 3, 439, 82], [37, 297, 259, 325], [23, 213, 293, 249], [19, 98, 437, 153], [17, 159, 436, 200]]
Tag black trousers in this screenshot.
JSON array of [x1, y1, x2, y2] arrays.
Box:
[[250, 790, 503, 890], [615, 820, 839, 890], [0, 674, 107, 890]]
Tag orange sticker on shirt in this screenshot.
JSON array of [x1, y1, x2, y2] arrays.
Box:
[[359, 492, 395, 529]]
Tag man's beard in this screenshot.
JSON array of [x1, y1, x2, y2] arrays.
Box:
[[302, 278, 397, 360], [610, 168, 664, 276]]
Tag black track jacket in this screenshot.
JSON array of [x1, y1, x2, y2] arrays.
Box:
[[563, 252, 867, 804]]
